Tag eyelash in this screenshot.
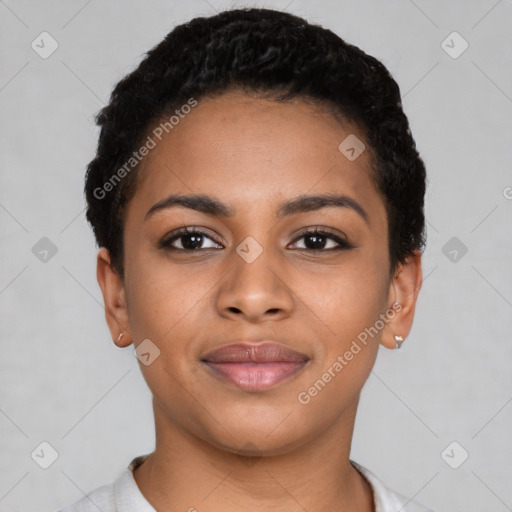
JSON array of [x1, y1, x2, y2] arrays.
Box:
[[158, 226, 355, 252]]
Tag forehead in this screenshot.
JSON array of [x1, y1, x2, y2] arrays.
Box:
[[131, 90, 383, 219]]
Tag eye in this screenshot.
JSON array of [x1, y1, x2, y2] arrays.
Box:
[[289, 227, 354, 251], [159, 226, 223, 251], [159, 225, 354, 253]]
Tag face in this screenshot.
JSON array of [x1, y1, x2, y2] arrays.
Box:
[[98, 90, 421, 457]]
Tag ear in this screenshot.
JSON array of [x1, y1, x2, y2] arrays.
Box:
[[380, 250, 423, 350], [96, 247, 132, 347]]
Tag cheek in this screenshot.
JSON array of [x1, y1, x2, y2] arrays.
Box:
[[124, 254, 222, 376], [126, 267, 198, 341], [123, 266, 204, 405], [310, 255, 389, 333], [295, 265, 387, 414]]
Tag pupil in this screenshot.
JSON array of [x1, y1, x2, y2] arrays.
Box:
[[306, 234, 325, 250], [183, 234, 203, 250]]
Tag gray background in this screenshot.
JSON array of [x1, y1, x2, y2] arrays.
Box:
[[1, 0, 511, 511]]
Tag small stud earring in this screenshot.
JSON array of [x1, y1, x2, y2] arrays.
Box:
[[394, 335, 404, 349], [117, 332, 124, 342]]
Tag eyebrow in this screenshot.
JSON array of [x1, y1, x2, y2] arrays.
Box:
[[144, 193, 369, 224]]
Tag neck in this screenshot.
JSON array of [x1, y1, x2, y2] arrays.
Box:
[[133, 398, 374, 512]]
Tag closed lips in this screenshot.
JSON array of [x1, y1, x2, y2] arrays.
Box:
[[201, 342, 310, 392], [202, 342, 309, 363]]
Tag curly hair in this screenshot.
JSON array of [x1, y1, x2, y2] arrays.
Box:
[[85, 7, 426, 279]]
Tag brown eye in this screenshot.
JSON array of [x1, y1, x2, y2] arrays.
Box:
[[159, 227, 223, 251], [289, 228, 354, 251]]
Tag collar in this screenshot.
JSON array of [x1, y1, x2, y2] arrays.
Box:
[[113, 454, 423, 512]]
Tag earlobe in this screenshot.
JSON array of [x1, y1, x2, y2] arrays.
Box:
[[96, 248, 133, 347], [380, 251, 423, 350]]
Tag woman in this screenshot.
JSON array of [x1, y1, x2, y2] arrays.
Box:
[[59, 7, 431, 511]]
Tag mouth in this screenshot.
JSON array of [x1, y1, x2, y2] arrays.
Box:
[[201, 342, 309, 392]]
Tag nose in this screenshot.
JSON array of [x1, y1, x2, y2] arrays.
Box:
[[215, 243, 294, 324]]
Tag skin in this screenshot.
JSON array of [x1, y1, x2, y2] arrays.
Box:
[[97, 90, 422, 512]]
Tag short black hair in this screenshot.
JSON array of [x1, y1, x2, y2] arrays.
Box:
[[85, 7, 426, 278]]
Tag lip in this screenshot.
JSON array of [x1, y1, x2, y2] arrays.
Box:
[[202, 342, 309, 391]]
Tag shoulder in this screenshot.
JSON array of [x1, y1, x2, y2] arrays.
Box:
[[55, 454, 155, 512], [351, 461, 435, 512], [56, 480, 116, 512]]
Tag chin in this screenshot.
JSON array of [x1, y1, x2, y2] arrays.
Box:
[[196, 410, 315, 458]]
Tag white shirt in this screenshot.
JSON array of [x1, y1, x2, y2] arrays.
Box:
[[57, 454, 434, 512]]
